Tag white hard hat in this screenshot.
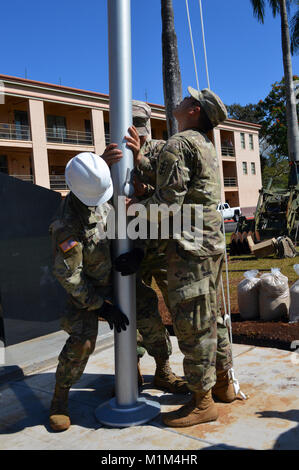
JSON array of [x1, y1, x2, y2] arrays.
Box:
[[65, 152, 113, 206]]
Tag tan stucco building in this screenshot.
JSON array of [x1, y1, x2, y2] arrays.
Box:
[[0, 74, 262, 215]]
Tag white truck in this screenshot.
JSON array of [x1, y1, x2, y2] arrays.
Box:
[[216, 203, 242, 221]]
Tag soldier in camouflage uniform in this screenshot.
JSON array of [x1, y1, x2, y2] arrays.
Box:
[[131, 101, 188, 393], [103, 101, 189, 393], [48, 152, 129, 432], [117, 88, 236, 428]]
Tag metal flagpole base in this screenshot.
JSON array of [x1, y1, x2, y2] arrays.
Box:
[[95, 396, 161, 428]]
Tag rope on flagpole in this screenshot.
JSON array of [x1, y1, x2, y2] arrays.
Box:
[[198, 0, 210, 89], [185, 0, 200, 91]]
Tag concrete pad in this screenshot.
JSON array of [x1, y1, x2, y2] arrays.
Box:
[[159, 344, 299, 450], [231, 344, 255, 357], [53, 425, 211, 451], [0, 431, 52, 450], [0, 337, 298, 450]]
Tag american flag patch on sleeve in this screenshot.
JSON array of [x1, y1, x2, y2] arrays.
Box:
[[59, 237, 79, 253]]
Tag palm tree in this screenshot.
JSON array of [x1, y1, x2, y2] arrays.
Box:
[[161, 0, 182, 137], [250, 0, 299, 184]]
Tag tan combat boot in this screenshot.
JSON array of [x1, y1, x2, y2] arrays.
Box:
[[49, 385, 71, 432], [212, 370, 236, 403], [162, 389, 218, 427], [153, 358, 190, 394]]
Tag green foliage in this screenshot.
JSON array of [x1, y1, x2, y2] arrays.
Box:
[[257, 75, 299, 159], [227, 76, 299, 189], [261, 155, 290, 188], [290, 0, 299, 53], [250, 0, 281, 23], [226, 103, 260, 124], [250, 0, 299, 55]]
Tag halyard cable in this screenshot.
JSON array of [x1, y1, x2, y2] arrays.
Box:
[[185, 0, 200, 91], [185, 0, 247, 400], [198, 0, 210, 89]]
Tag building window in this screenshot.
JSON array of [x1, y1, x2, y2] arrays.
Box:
[[0, 155, 8, 174], [242, 162, 248, 175], [47, 115, 67, 141], [249, 134, 254, 150], [84, 120, 92, 144], [240, 133, 245, 149], [14, 110, 29, 140], [85, 119, 91, 134], [251, 162, 256, 175]]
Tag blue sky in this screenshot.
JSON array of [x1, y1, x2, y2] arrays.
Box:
[[1, 0, 298, 106]]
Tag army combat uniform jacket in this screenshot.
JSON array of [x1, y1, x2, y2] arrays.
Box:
[[134, 138, 165, 197], [49, 194, 112, 312], [138, 129, 224, 258]]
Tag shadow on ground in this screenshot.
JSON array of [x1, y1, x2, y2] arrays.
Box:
[[257, 410, 299, 450], [0, 371, 190, 435]]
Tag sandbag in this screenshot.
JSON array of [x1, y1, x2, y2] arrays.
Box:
[[289, 264, 299, 323], [238, 270, 260, 320], [259, 268, 290, 321]]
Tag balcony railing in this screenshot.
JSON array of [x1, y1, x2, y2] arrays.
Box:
[[221, 146, 235, 157], [11, 174, 34, 183], [224, 177, 237, 187], [0, 123, 31, 141], [50, 175, 68, 190], [46, 128, 93, 145]]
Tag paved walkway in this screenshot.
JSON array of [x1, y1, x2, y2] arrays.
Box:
[[0, 335, 298, 450]]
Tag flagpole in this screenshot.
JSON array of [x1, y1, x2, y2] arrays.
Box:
[[95, 0, 160, 427]]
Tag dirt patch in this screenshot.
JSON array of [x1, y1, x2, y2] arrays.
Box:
[[156, 286, 299, 352], [230, 315, 299, 351]]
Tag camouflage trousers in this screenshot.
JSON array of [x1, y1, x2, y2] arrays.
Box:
[[166, 241, 232, 392], [55, 303, 99, 389], [136, 239, 172, 360], [56, 245, 172, 389]]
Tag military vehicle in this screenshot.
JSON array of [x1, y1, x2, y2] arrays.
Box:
[[230, 177, 299, 257], [235, 181, 299, 243]]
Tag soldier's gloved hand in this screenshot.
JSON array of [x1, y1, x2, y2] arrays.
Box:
[[133, 175, 148, 197], [114, 248, 144, 276], [98, 301, 129, 333]]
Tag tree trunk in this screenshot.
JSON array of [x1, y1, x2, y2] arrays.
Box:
[[279, 0, 299, 183], [161, 0, 182, 137]]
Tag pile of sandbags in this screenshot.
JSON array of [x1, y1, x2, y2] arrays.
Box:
[[238, 268, 290, 321], [289, 264, 299, 323]]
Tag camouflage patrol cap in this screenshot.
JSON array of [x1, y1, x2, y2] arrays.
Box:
[[132, 100, 151, 136], [187, 86, 227, 127]]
